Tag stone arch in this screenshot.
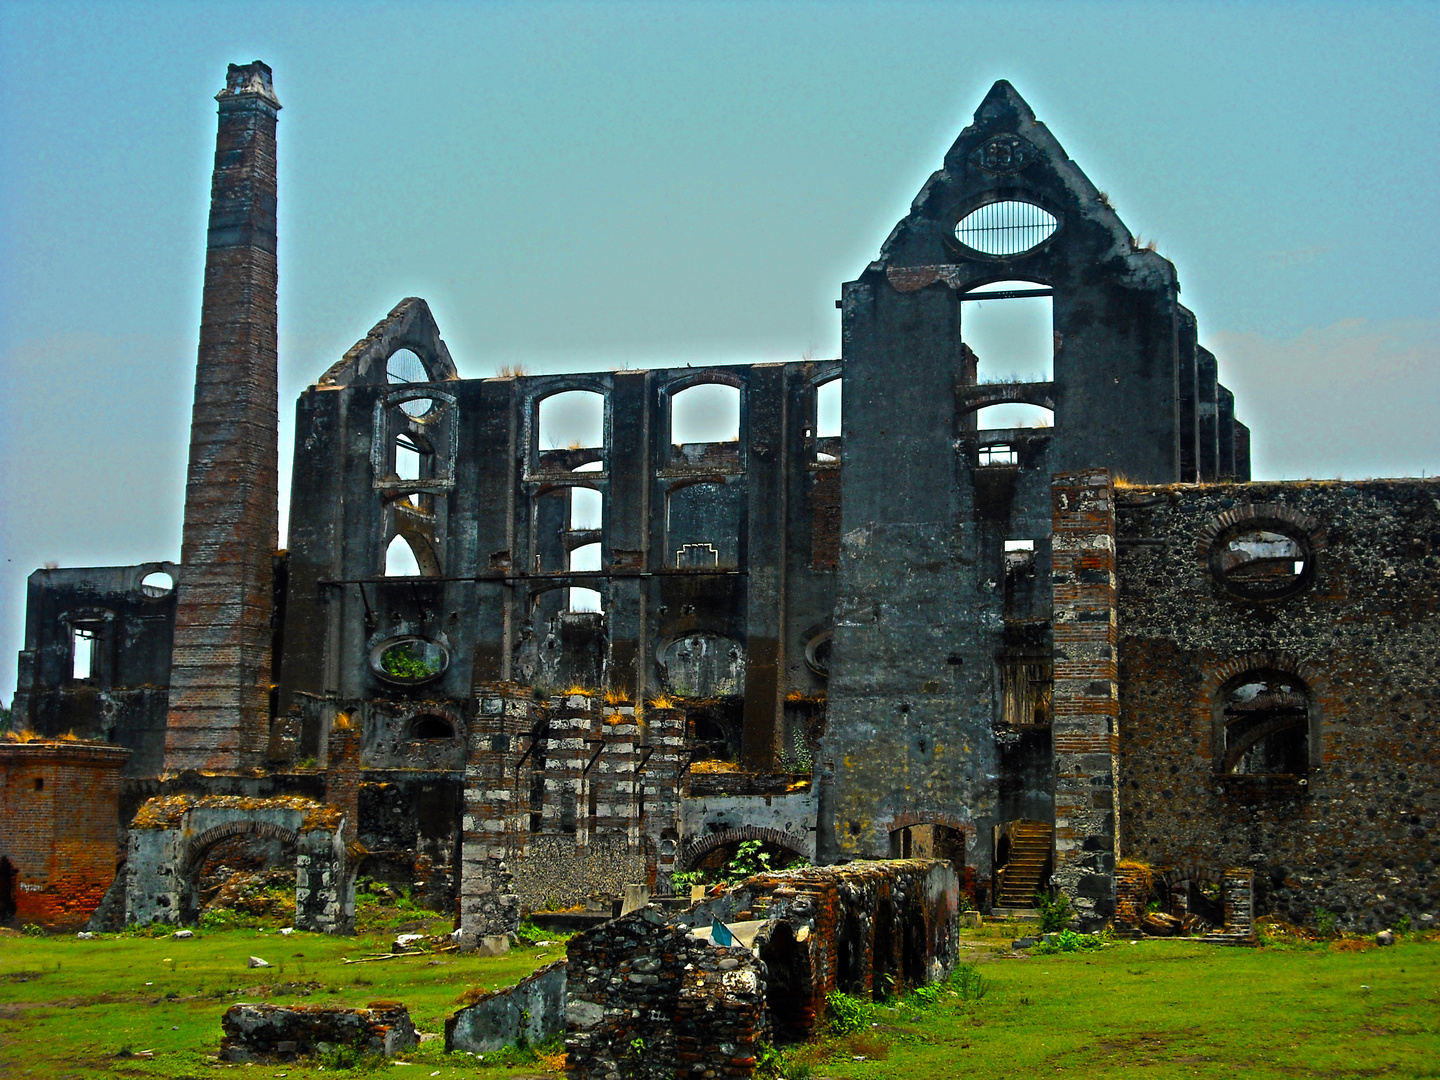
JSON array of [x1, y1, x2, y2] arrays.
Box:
[[677, 826, 808, 873], [178, 819, 300, 925]]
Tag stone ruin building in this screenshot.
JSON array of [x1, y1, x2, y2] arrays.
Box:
[[4, 62, 1437, 939]]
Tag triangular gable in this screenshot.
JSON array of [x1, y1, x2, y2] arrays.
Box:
[[318, 296, 459, 387], [875, 80, 1173, 294]]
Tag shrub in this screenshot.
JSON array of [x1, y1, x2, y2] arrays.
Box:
[[1036, 889, 1073, 932], [1032, 929, 1106, 955], [825, 990, 872, 1035], [1314, 907, 1338, 939]]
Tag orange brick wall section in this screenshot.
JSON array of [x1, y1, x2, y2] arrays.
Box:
[[0, 743, 130, 927]]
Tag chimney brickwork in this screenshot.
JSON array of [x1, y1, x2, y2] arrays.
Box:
[[165, 62, 281, 773]]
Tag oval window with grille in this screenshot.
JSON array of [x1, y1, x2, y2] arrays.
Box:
[[387, 349, 434, 418], [955, 201, 1058, 257]]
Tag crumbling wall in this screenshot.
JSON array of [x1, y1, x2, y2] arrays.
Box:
[[125, 794, 353, 933], [445, 959, 566, 1053], [0, 741, 132, 927], [1115, 479, 1440, 930]]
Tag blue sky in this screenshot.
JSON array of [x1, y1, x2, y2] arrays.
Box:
[[1, 0, 1437, 704]]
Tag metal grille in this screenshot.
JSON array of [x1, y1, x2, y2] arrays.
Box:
[[955, 201, 1058, 256], [387, 349, 434, 417]]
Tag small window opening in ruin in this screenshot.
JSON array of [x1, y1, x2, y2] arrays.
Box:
[[409, 715, 454, 740], [384, 534, 423, 577], [570, 487, 603, 530], [671, 383, 740, 445], [962, 280, 1054, 384], [975, 403, 1053, 430], [387, 349, 435, 417], [573, 460, 604, 473], [539, 390, 605, 451], [1212, 527, 1310, 600], [955, 202, 1058, 257], [1001, 658, 1052, 728], [71, 625, 98, 680], [1222, 672, 1310, 776], [34, 777, 44, 792], [978, 444, 1018, 466], [816, 379, 842, 437], [568, 543, 602, 612], [140, 570, 174, 596]]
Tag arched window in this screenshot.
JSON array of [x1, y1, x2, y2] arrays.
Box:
[[385, 534, 422, 577], [538, 390, 605, 451], [1220, 671, 1311, 776], [671, 383, 740, 445], [961, 280, 1054, 384]]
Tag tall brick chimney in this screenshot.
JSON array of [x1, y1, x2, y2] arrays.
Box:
[[165, 62, 281, 773]]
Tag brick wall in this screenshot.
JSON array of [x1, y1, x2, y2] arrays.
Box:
[[0, 742, 131, 927], [166, 62, 282, 773], [1050, 470, 1120, 925]]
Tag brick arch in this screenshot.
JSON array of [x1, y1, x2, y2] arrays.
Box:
[[1205, 651, 1328, 774], [1195, 502, 1326, 563], [180, 819, 299, 879], [678, 826, 808, 872], [1201, 650, 1329, 703]]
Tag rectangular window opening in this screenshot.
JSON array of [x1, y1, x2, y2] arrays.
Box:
[[979, 444, 1018, 466], [72, 626, 98, 681]]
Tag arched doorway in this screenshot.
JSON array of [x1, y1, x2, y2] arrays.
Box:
[[758, 922, 813, 1043], [178, 821, 299, 925]]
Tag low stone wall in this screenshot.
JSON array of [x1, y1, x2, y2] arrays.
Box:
[[565, 906, 766, 1080], [219, 1002, 417, 1062], [564, 860, 959, 1079], [445, 959, 566, 1052]]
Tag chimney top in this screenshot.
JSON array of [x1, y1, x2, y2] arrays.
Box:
[[218, 61, 280, 108]]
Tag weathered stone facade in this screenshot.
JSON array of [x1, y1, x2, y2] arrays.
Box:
[[8, 67, 1436, 939]]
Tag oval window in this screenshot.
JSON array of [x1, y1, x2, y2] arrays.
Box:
[[387, 349, 434, 417], [955, 201, 1058, 257], [139, 570, 174, 597], [371, 636, 449, 684], [1211, 527, 1311, 600]]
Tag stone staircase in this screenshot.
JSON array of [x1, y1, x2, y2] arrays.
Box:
[[995, 820, 1053, 909]]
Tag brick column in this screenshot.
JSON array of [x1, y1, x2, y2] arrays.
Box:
[[641, 707, 687, 890], [597, 705, 640, 847], [324, 712, 360, 848], [1222, 868, 1254, 937], [545, 694, 594, 845], [166, 62, 282, 773], [459, 683, 529, 950], [1050, 470, 1119, 926]]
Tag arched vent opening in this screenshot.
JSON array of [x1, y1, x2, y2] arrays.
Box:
[[956, 201, 1058, 257], [410, 715, 455, 740]]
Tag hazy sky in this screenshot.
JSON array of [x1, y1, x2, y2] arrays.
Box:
[[1, 0, 1437, 704]]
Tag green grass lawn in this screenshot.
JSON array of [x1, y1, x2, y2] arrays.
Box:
[[770, 930, 1440, 1080], [3, 922, 1436, 1079], [0, 914, 566, 1079]]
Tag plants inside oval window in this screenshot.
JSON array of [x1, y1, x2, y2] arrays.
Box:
[[374, 637, 448, 684]]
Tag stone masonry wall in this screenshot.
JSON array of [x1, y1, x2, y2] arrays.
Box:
[[1115, 479, 1440, 931]]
